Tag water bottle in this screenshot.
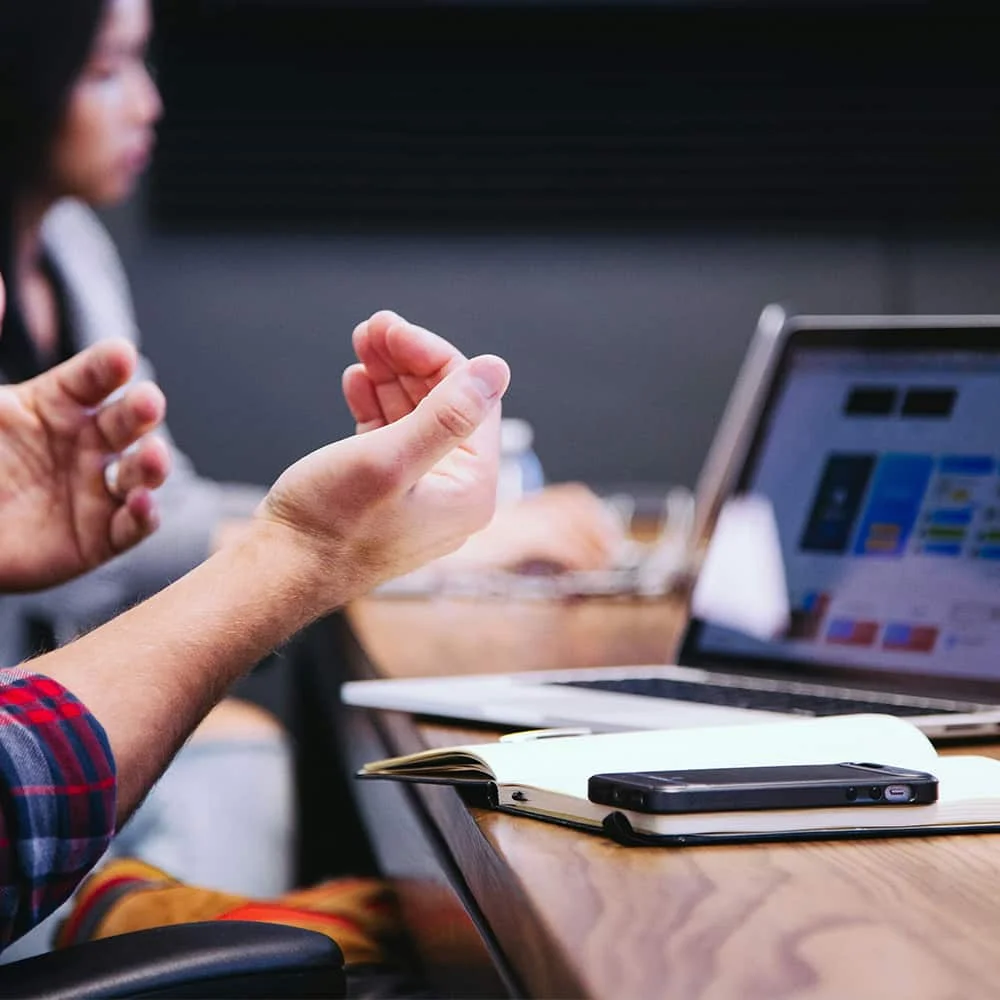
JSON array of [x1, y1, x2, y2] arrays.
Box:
[[497, 418, 545, 504]]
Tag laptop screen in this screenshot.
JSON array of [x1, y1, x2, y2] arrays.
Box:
[[689, 332, 1000, 688]]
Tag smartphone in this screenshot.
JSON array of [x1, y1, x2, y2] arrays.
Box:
[[587, 762, 939, 814]]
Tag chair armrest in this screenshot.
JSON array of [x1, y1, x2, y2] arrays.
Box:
[[0, 921, 345, 999]]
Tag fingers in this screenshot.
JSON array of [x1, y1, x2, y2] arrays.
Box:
[[112, 436, 171, 496], [352, 312, 467, 426], [480, 483, 624, 572], [520, 528, 617, 573], [554, 489, 627, 569], [543, 483, 627, 555], [44, 339, 139, 408], [342, 364, 386, 432], [104, 438, 170, 557], [108, 487, 160, 553], [95, 381, 167, 452], [552, 520, 622, 571], [376, 354, 510, 485], [353, 310, 464, 383]]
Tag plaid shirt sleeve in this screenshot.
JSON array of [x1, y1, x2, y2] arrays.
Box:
[[0, 668, 116, 952]]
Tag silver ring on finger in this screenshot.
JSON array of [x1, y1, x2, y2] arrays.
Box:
[[104, 458, 123, 499]]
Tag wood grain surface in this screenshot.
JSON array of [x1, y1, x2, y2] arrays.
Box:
[[349, 594, 680, 680], [348, 595, 1000, 1000]]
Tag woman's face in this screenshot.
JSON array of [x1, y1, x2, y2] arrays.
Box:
[[48, 0, 161, 206]]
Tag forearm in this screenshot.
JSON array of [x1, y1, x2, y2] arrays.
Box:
[[18, 316, 508, 833], [38, 521, 326, 823]]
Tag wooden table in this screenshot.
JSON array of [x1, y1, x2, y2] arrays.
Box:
[[342, 595, 1000, 1000]]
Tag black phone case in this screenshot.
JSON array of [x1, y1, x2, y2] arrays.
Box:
[[588, 764, 939, 814]]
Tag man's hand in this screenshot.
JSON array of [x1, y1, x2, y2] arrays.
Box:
[[38, 311, 505, 820], [341, 309, 469, 434], [0, 272, 170, 591], [343, 316, 622, 575], [260, 311, 509, 607]]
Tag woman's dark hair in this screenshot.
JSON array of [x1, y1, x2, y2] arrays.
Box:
[[0, 0, 106, 195], [0, 0, 106, 377]]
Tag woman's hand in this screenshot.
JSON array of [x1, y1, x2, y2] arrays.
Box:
[[442, 482, 627, 574]]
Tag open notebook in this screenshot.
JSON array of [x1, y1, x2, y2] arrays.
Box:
[[357, 714, 1000, 845]]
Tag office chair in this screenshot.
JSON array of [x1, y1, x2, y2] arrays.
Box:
[[0, 921, 345, 999]]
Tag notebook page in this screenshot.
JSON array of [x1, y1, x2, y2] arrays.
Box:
[[476, 714, 938, 799]]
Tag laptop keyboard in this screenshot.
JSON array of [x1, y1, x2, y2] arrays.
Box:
[[557, 676, 988, 718]]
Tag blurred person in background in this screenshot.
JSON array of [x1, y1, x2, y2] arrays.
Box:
[[0, 0, 621, 959], [0, 0, 623, 654]]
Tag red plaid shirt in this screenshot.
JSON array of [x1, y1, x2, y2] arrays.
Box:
[[0, 669, 116, 952]]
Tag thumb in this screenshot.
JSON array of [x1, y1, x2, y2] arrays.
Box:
[[376, 354, 510, 484], [29, 340, 137, 410]]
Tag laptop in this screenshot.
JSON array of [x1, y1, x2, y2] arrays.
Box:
[[343, 306, 1000, 740]]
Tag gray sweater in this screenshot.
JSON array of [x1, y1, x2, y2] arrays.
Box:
[[0, 199, 265, 664]]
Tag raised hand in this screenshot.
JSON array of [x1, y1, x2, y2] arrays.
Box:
[[343, 312, 624, 576], [0, 274, 170, 591], [341, 310, 468, 433], [260, 311, 509, 604]]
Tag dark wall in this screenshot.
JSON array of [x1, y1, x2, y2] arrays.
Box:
[[107, 2, 1000, 493], [149, 3, 1000, 235], [105, 200, 892, 490]]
